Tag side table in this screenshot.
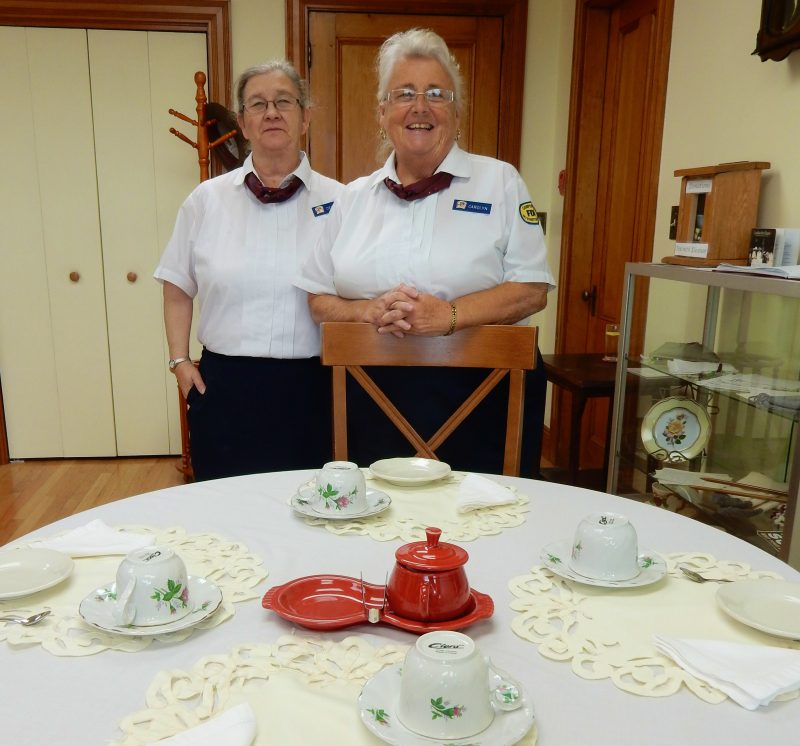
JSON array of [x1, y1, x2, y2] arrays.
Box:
[[541, 353, 617, 489]]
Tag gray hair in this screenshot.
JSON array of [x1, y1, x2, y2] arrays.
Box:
[[235, 60, 309, 112], [376, 28, 464, 111]]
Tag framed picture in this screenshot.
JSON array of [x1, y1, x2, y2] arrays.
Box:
[[754, 0, 800, 62]]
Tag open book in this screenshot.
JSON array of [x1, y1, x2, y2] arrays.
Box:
[[713, 262, 800, 279]]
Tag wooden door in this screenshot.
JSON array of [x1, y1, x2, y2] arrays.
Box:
[[553, 0, 673, 469], [308, 12, 502, 182]]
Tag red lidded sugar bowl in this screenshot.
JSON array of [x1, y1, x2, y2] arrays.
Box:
[[386, 527, 472, 622]]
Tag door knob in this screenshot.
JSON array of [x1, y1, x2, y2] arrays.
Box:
[[69, 271, 80, 282], [127, 272, 138, 283], [580, 285, 597, 316]]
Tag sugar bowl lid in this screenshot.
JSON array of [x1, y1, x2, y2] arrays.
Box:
[[395, 527, 468, 571]]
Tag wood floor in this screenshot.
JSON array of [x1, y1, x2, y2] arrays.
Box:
[[0, 457, 185, 546]]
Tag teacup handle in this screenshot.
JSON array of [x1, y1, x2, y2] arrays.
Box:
[[113, 577, 137, 625], [488, 664, 523, 713]]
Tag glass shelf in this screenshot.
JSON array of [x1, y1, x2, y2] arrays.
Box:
[[608, 263, 800, 569]]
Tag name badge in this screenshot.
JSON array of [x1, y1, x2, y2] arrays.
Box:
[[452, 199, 492, 215], [311, 202, 333, 217]]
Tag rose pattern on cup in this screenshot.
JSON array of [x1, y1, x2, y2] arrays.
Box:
[[150, 578, 189, 615], [317, 482, 358, 511], [431, 697, 466, 720]]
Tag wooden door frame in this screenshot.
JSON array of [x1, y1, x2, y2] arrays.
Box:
[[546, 0, 673, 466], [0, 0, 233, 465], [286, 0, 528, 168]]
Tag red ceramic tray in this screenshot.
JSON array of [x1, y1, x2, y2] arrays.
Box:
[[262, 574, 493, 633]]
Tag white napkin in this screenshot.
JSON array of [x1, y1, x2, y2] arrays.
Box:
[[456, 473, 517, 513], [28, 518, 154, 557], [146, 702, 256, 746], [653, 635, 800, 710]]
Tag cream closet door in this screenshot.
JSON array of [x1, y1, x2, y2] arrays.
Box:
[[0, 26, 114, 457], [0, 27, 205, 458], [88, 29, 205, 456]]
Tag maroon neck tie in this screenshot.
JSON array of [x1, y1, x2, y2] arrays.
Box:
[[384, 171, 454, 202], [244, 171, 304, 204]]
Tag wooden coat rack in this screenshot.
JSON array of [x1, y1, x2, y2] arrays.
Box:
[[168, 71, 240, 480]]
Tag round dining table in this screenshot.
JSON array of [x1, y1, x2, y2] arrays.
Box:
[[1, 469, 798, 745]]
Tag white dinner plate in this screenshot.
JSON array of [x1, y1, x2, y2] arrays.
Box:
[[0, 547, 75, 599], [369, 457, 452, 486], [716, 579, 800, 639], [540, 540, 667, 588], [640, 396, 711, 461], [291, 486, 391, 520], [359, 664, 535, 746], [78, 575, 222, 636]]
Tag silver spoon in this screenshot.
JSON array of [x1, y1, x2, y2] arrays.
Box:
[[679, 565, 733, 584], [0, 610, 52, 626]]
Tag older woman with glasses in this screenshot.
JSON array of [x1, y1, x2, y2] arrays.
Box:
[[155, 60, 343, 481], [296, 28, 555, 476]]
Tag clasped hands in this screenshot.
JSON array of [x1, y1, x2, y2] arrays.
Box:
[[366, 283, 452, 337]]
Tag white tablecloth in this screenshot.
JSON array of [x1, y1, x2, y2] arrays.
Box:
[[2, 470, 799, 745]]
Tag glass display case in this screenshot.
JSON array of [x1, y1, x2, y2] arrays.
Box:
[[608, 263, 800, 570]]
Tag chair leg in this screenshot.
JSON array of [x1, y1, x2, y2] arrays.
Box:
[[332, 366, 348, 461]]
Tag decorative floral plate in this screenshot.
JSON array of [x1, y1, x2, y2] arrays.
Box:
[[641, 396, 711, 461], [78, 576, 222, 636], [716, 579, 800, 639], [263, 574, 494, 633], [359, 665, 536, 746], [0, 548, 74, 599], [369, 458, 452, 486], [291, 486, 391, 520], [540, 540, 667, 588]]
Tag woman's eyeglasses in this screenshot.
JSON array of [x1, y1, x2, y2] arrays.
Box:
[[243, 97, 301, 115], [384, 88, 455, 106]]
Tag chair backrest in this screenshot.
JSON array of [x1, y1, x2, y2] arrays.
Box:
[[319, 322, 538, 476]]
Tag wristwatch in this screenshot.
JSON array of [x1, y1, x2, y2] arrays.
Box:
[[168, 356, 191, 371]]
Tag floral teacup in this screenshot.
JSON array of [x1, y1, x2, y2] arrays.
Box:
[[113, 546, 190, 626], [314, 461, 368, 515]]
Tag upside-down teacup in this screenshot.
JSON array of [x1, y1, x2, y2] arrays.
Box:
[[113, 546, 190, 626], [569, 511, 639, 580], [397, 631, 523, 740], [314, 461, 368, 515]]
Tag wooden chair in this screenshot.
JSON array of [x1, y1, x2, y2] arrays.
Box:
[[319, 322, 538, 476]]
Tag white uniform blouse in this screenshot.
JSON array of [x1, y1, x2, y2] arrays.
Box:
[[155, 153, 343, 358], [295, 145, 555, 305]]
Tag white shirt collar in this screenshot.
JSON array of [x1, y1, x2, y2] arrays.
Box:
[[368, 143, 471, 192], [234, 151, 310, 188]]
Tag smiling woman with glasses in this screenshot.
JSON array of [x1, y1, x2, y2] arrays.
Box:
[[295, 28, 556, 477], [155, 60, 343, 482]]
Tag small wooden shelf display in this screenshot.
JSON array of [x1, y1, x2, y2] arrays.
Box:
[[663, 161, 770, 267]]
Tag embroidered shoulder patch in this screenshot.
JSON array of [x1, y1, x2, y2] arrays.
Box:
[[519, 202, 539, 225], [452, 199, 492, 215], [311, 202, 333, 217]]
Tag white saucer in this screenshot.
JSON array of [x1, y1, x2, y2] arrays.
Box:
[[291, 485, 391, 520], [716, 579, 800, 639], [78, 576, 222, 636], [540, 540, 667, 588], [369, 457, 452, 486], [359, 665, 535, 746], [0, 547, 75, 599]]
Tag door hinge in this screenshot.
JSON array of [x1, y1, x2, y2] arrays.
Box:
[[307, 42, 312, 69]]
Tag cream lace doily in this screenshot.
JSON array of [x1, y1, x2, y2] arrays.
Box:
[[113, 634, 538, 746], [0, 526, 267, 656], [509, 552, 798, 704], [291, 472, 530, 542]]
